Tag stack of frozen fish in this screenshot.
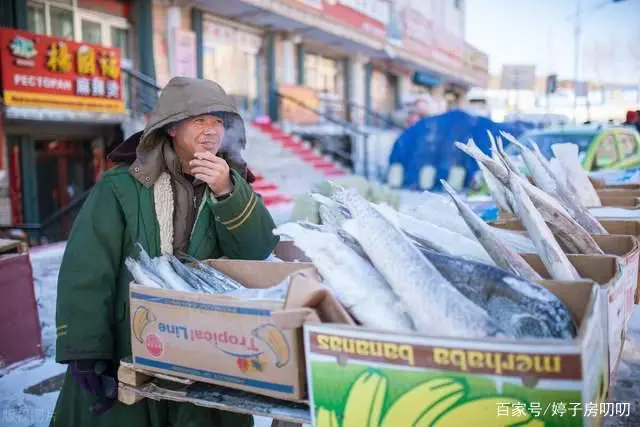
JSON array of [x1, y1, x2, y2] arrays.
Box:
[[270, 131, 610, 341], [273, 185, 578, 341], [125, 244, 289, 300]]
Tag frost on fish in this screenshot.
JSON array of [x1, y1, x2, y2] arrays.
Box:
[[478, 162, 513, 214], [417, 247, 577, 339], [273, 222, 415, 332], [441, 180, 542, 282], [552, 143, 602, 208], [373, 202, 496, 265], [509, 175, 581, 281], [490, 227, 537, 253], [403, 192, 476, 239], [225, 279, 290, 301], [332, 186, 502, 339]]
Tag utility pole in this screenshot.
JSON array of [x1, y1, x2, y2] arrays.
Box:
[[572, 0, 582, 124]]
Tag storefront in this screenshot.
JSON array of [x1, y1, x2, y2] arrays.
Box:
[[368, 66, 398, 126], [303, 50, 345, 121], [201, 15, 262, 117], [0, 27, 126, 230]]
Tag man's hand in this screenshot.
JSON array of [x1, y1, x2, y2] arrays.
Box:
[[69, 359, 118, 415], [189, 151, 234, 196]]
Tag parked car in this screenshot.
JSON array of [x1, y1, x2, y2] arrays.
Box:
[[505, 125, 640, 172], [468, 125, 640, 197]]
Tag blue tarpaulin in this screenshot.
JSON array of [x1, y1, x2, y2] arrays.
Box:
[[388, 109, 528, 190]]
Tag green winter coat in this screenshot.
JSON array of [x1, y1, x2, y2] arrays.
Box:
[[51, 77, 279, 427]]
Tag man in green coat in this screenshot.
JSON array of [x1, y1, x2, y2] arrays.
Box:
[[50, 77, 279, 426]]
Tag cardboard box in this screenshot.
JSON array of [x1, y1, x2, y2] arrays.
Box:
[[520, 254, 625, 386], [589, 176, 640, 190], [129, 259, 350, 401], [304, 281, 608, 427], [597, 189, 640, 198], [492, 219, 640, 316], [593, 193, 640, 208]]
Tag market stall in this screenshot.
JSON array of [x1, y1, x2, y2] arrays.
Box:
[[118, 133, 640, 426]]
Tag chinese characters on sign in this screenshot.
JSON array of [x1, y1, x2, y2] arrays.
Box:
[[496, 401, 632, 418], [0, 27, 124, 116]]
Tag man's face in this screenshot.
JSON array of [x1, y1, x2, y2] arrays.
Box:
[[168, 114, 225, 159]]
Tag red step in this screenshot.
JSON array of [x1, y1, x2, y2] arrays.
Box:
[[263, 194, 292, 206], [251, 182, 279, 192], [289, 146, 313, 155], [323, 169, 347, 177], [300, 153, 326, 162]]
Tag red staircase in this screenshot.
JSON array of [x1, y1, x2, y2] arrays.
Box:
[[249, 173, 292, 207], [251, 120, 348, 178]]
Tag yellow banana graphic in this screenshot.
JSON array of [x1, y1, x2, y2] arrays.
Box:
[[342, 370, 387, 427], [316, 407, 339, 427], [252, 324, 290, 368], [433, 397, 544, 427], [132, 306, 156, 343], [380, 378, 465, 427]]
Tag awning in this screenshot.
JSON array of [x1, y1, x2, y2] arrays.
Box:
[[194, 0, 388, 60]]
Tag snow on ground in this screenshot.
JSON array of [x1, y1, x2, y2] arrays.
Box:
[[0, 243, 66, 427]]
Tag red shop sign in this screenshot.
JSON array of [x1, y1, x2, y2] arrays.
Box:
[[0, 27, 125, 115]]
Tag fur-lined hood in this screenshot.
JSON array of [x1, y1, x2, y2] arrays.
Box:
[[128, 77, 249, 187]]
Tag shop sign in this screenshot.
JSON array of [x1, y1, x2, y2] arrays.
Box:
[[289, 0, 389, 40], [203, 20, 262, 54], [174, 29, 197, 78], [0, 28, 125, 118], [400, 6, 434, 58], [278, 84, 320, 125], [78, 0, 130, 18]]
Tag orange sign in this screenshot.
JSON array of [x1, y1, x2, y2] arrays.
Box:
[[278, 85, 319, 125], [0, 27, 125, 115]]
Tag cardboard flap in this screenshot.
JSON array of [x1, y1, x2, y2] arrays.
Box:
[[522, 253, 620, 287], [285, 269, 355, 325], [271, 308, 320, 330]]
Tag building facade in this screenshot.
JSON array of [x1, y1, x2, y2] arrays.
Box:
[[0, 0, 488, 231], [0, 0, 153, 230], [150, 0, 489, 126]]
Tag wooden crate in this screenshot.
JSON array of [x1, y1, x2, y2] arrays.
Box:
[[117, 358, 310, 427]]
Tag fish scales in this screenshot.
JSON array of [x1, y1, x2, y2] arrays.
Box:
[[441, 180, 542, 282], [332, 187, 502, 338], [274, 222, 415, 332]]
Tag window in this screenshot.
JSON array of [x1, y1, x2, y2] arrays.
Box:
[[81, 19, 102, 44], [111, 27, 129, 59], [50, 6, 74, 39], [594, 135, 618, 170], [617, 132, 638, 158], [27, 3, 46, 34]]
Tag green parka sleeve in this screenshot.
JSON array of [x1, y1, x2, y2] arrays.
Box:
[[206, 169, 279, 260], [55, 175, 124, 363]]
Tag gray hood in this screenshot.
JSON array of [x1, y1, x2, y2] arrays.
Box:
[[130, 77, 248, 186]]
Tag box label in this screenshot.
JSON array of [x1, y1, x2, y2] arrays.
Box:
[[130, 292, 297, 396], [304, 326, 593, 427]]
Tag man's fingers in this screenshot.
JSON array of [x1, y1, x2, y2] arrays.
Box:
[[194, 152, 226, 164], [190, 159, 225, 170], [190, 166, 225, 178]]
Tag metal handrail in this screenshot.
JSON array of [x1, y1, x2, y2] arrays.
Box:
[[346, 101, 404, 130], [122, 64, 162, 91], [275, 90, 377, 178], [275, 91, 368, 136], [0, 187, 92, 243]]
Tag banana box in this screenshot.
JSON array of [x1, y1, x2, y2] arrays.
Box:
[[304, 280, 608, 427], [129, 259, 348, 401], [493, 219, 640, 340]]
